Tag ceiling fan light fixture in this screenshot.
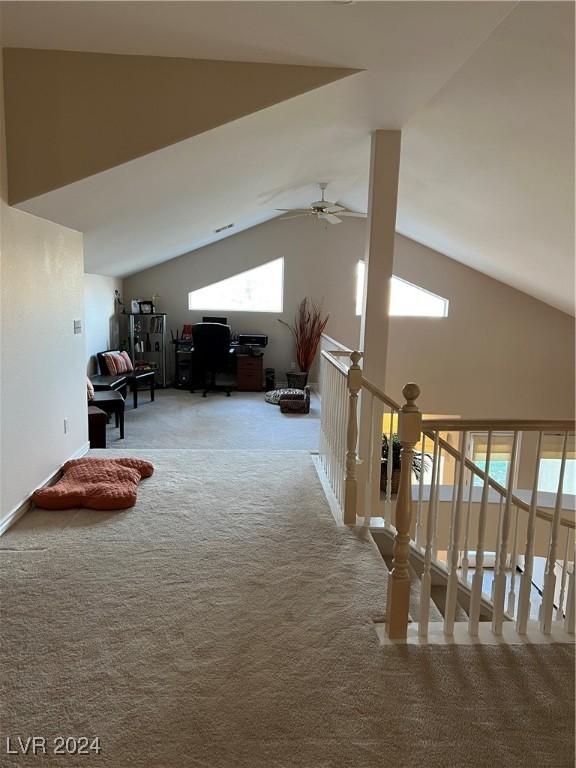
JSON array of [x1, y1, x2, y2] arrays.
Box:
[[276, 182, 366, 225]]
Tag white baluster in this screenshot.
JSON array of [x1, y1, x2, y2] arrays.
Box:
[[342, 375, 350, 505], [507, 506, 520, 617], [331, 365, 339, 494], [556, 527, 572, 622], [333, 365, 340, 494], [319, 356, 327, 467], [564, 552, 575, 634], [328, 365, 335, 489], [491, 496, 504, 602], [384, 409, 395, 528], [415, 436, 426, 548], [444, 431, 468, 636], [492, 431, 519, 635], [461, 466, 474, 584], [339, 373, 348, 505], [516, 431, 543, 634], [322, 396, 328, 468], [335, 372, 343, 505], [367, 398, 384, 515], [364, 393, 375, 519], [324, 361, 332, 477], [370, 397, 384, 521], [343, 352, 362, 525], [331, 366, 339, 495], [419, 431, 440, 639], [540, 432, 569, 634], [432, 443, 442, 561], [469, 431, 493, 636]]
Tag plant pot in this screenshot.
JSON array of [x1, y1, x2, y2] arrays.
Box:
[[380, 461, 400, 495], [286, 371, 308, 390]]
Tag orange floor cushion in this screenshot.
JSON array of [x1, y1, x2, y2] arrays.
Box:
[[32, 457, 154, 511]]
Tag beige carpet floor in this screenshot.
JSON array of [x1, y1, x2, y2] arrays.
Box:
[[0, 450, 573, 767], [108, 388, 320, 450]]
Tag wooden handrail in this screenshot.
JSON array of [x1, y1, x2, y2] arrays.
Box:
[[320, 332, 353, 353], [321, 350, 352, 377], [422, 418, 576, 432], [422, 429, 575, 530], [360, 376, 401, 412]]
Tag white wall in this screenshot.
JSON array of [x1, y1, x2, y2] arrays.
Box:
[[124, 216, 575, 418], [84, 273, 123, 374], [124, 216, 360, 383], [0, 42, 88, 525]]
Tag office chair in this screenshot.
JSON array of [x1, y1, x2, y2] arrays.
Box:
[[191, 322, 233, 397]]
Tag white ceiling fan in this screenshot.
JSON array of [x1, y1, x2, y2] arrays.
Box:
[[276, 182, 366, 225]]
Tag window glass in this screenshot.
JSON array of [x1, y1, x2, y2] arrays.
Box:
[[471, 432, 513, 487], [355, 262, 449, 318], [188, 258, 283, 313], [389, 276, 449, 317], [539, 433, 576, 494]]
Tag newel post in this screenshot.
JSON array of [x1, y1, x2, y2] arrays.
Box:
[[344, 351, 363, 525], [387, 383, 422, 640]]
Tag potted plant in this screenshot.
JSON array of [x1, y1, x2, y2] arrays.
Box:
[[380, 434, 430, 495], [279, 298, 329, 389]]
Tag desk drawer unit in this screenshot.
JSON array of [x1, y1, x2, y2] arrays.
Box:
[[237, 355, 263, 391]]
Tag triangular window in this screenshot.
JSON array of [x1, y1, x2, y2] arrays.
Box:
[[188, 258, 284, 313], [356, 262, 449, 317], [389, 276, 449, 317]]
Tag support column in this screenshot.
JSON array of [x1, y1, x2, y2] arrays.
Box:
[[358, 131, 401, 497]]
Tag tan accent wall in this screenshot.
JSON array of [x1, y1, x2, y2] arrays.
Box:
[[3, 47, 358, 204], [0, 42, 87, 524]]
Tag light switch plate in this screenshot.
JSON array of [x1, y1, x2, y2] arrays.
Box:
[[74, 319, 82, 334]]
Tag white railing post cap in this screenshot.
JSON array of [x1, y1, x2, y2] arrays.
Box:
[[349, 350, 362, 367], [402, 383, 420, 410], [399, 383, 421, 444]]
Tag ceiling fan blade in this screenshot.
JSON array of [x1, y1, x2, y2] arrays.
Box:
[[278, 213, 314, 220], [322, 213, 342, 224], [275, 208, 312, 213], [325, 205, 345, 214], [338, 211, 367, 218]]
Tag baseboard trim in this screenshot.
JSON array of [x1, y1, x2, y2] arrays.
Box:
[[375, 620, 576, 646], [0, 441, 90, 536], [311, 454, 344, 526]]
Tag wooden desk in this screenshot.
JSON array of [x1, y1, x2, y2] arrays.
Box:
[[173, 343, 264, 391]]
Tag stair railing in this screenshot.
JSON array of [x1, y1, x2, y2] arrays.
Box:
[[317, 345, 575, 643], [418, 418, 575, 641], [319, 345, 421, 638]]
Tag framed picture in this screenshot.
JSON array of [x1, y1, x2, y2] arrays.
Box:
[[131, 299, 141, 314], [139, 301, 154, 314]]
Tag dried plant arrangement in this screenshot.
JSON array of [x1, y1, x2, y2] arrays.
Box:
[[279, 297, 329, 374]]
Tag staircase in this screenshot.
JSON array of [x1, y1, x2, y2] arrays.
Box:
[[317, 339, 576, 644], [373, 527, 492, 625]]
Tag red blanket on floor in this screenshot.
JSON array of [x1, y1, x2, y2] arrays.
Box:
[[32, 457, 154, 510]]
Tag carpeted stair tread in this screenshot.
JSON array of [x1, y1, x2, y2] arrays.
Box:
[[431, 584, 469, 622], [409, 563, 444, 623]]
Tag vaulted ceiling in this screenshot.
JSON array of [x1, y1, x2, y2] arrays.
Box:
[[1, 1, 574, 314]]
